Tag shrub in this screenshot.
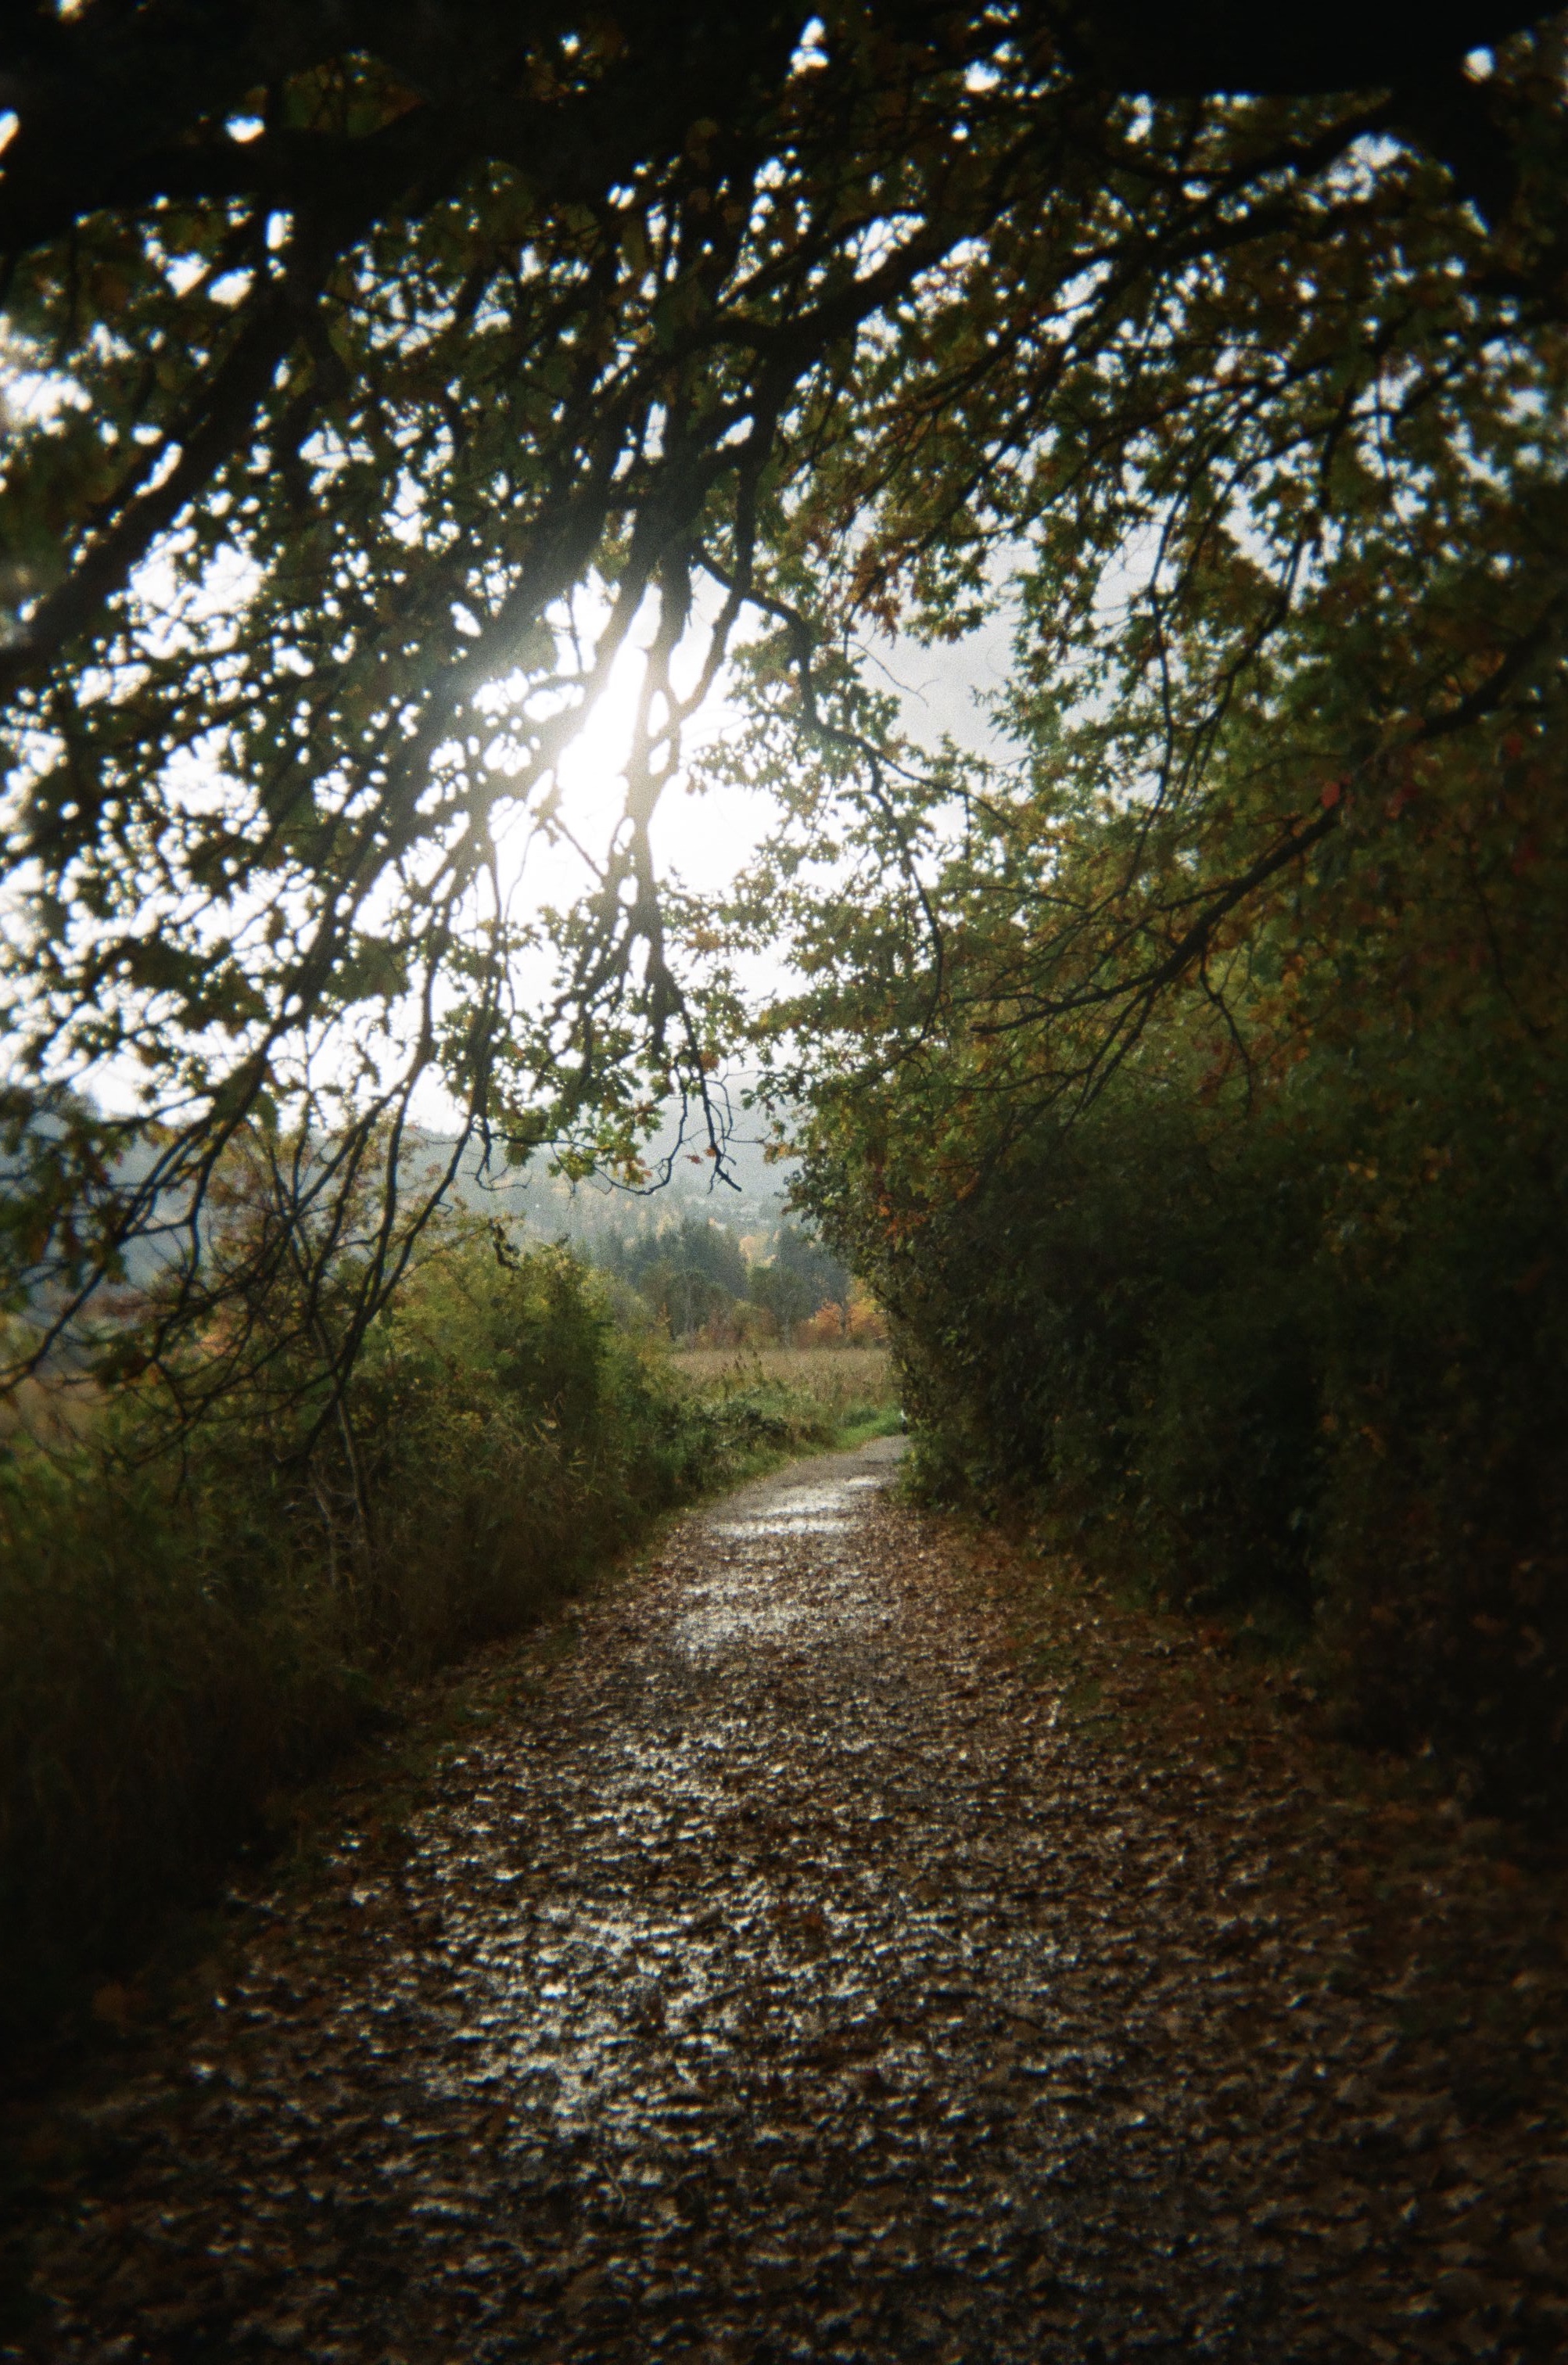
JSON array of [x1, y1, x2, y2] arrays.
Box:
[[0, 1225, 832, 2033], [830, 1024, 1568, 1819]]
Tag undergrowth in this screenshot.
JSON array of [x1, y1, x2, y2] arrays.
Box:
[[0, 1222, 839, 2044], [838, 1015, 1568, 1821]]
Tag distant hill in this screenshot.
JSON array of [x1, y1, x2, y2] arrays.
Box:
[[425, 1091, 798, 1252], [5, 1093, 806, 1344]]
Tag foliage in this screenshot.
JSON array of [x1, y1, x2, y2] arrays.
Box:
[[0, 1221, 833, 2029], [782, 674, 1568, 1811], [597, 1208, 752, 1339], [5, 4, 1567, 1830], [2, 2, 1562, 1407], [746, 1220, 852, 1336], [696, 9, 1568, 1812], [584, 1204, 859, 1341]]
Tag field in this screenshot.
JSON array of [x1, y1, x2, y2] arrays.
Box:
[[670, 1345, 899, 1419]]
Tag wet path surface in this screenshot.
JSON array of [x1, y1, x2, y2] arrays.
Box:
[[20, 1444, 1567, 2360]]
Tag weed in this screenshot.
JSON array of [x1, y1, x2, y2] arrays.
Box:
[[0, 1226, 840, 2041]]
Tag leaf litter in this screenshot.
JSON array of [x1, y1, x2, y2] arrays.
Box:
[[5, 1435, 1567, 2362]]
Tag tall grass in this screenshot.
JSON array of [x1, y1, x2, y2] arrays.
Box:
[[669, 1344, 898, 1427], [0, 1227, 834, 2037]]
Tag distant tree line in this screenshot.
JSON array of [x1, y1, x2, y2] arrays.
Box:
[[594, 1216, 856, 1344]]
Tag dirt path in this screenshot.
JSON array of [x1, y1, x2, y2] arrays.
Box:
[[13, 1444, 1566, 2361]]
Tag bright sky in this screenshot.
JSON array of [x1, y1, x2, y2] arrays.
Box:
[[484, 590, 1017, 1079], [2, 324, 1019, 1136], [2, 286, 1024, 1141], [500, 592, 1014, 919], [474, 598, 1018, 1182]]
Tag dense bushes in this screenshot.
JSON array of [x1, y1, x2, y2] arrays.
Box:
[[841, 1014, 1567, 1818], [780, 436, 1568, 1814], [0, 1227, 833, 2033], [798, 702, 1568, 1819]]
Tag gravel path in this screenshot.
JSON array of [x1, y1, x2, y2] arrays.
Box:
[[15, 1441, 1566, 2361]]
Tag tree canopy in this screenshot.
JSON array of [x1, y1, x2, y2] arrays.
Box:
[[1, 0, 1563, 1414]]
